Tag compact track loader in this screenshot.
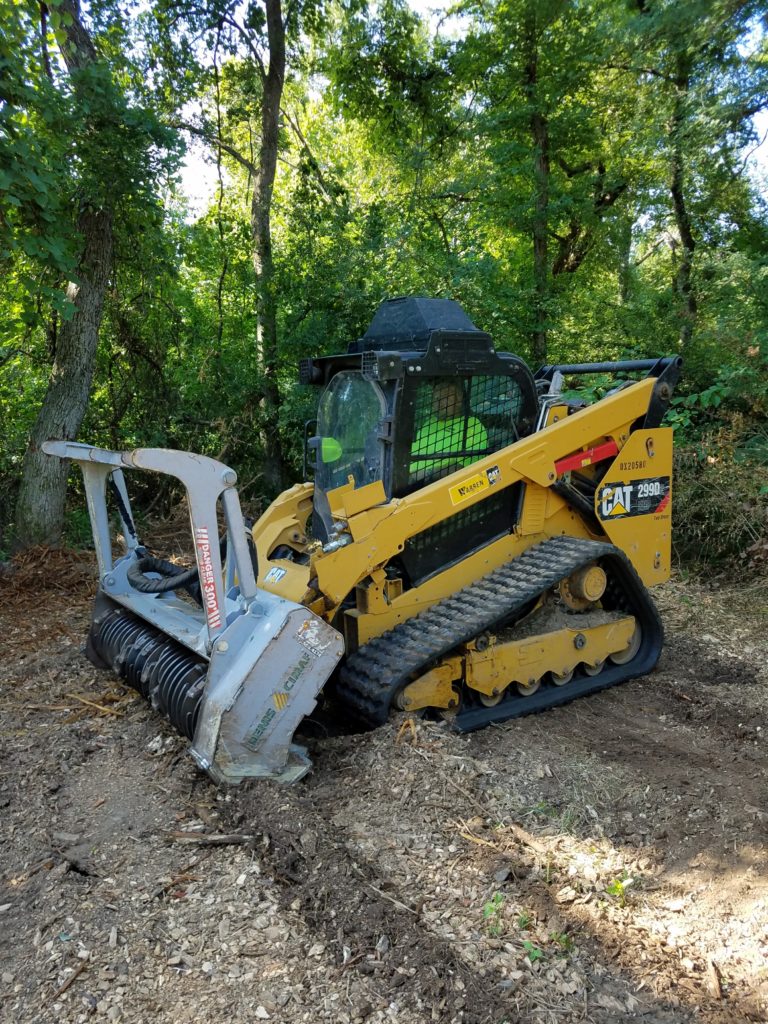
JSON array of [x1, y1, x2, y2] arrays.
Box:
[[44, 297, 681, 785]]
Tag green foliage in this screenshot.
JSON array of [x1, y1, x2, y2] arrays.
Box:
[[1, 0, 766, 566], [674, 428, 768, 568], [522, 939, 544, 963], [0, 4, 76, 323], [669, 351, 768, 430], [549, 931, 574, 954], [605, 871, 635, 908], [666, 342, 768, 569], [63, 504, 97, 550], [482, 892, 505, 936], [0, 1, 178, 342]]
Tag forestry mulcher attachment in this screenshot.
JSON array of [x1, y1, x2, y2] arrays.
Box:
[[45, 297, 681, 785]]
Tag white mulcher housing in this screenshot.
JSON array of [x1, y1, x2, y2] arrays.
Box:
[[43, 442, 344, 785]]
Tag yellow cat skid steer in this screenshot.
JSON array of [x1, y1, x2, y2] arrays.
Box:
[[45, 297, 681, 784]]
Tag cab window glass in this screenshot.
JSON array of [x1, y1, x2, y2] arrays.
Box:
[[316, 372, 386, 493]]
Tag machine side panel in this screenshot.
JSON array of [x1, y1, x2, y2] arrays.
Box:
[[594, 428, 674, 586]]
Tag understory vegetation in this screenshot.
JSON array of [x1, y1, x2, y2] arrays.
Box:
[[1, 0, 766, 570]]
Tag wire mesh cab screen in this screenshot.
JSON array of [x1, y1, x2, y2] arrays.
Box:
[[407, 375, 524, 488], [398, 373, 527, 586]]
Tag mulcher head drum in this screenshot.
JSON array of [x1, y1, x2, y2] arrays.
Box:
[[90, 605, 206, 740], [43, 442, 344, 785]]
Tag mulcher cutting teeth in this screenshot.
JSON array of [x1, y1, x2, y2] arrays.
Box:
[[91, 605, 207, 740]]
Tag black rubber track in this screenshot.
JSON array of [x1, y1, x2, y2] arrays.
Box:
[[335, 536, 663, 730]]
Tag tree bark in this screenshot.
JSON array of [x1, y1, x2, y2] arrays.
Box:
[[250, 0, 287, 494], [15, 1, 114, 546], [617, 215, 633, 306], [551, 165, 627, 277], [669, 54, 697, 351], [15, 208, 114, 545], [524, 8, 549, 367]]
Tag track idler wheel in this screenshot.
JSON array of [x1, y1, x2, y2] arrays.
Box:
[[479, 691, 503, 707], [583, 660, 606, 677], [609, 623, 642, 665]]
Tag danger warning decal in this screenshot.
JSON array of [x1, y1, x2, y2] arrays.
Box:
[[195, 526, 222, 629], [597, 477, 671, 521]]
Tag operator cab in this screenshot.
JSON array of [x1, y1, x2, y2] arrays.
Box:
[[302, 297, 539, 581]]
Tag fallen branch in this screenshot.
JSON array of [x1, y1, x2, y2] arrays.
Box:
[[150, 852, 211, 899], [162, 831, 256, 846], [21, 703, 74, 712], [65, 694, 123, 717], [459, 830, 502, 851], [366, 883, 419, 916], [51, 956, 89, 1000], [706, 959, 722, 1000]]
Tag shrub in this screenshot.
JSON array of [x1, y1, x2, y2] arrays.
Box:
[[673, 420, 768, 571]]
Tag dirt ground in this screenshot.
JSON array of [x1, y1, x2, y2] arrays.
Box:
[[1, 549, 767, 1024]]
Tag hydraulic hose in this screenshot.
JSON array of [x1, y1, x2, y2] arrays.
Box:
[[127, 529, 257, 598], [126, 554, 201, 594]]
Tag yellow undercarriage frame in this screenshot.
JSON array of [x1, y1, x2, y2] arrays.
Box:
[[397, 611, 639, 712]]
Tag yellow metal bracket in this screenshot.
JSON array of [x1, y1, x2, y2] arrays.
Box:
[[397, 658, 461, 711], [399, 616, 638, 710], [464, 617, 637, 696]]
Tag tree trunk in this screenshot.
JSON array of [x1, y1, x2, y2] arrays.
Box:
[[250, 0, 287, 494], [14, 1, 115, 547], [15, 208, 114, 545], [669, 54, 697, 350], [524, 8, 549, 367], [617, 215, 633, 305]]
